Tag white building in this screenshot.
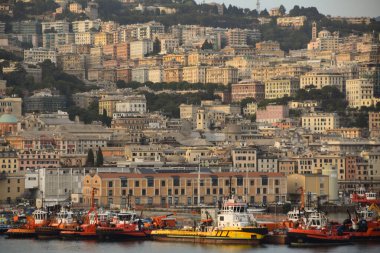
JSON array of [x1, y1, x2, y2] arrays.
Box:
[[24, 48, 57, 65], [74, 32, 95, 45], [72, 19, 101, 33], [28, 168, 85, 207], [41, 21, 70, 33], [130, 39, 153, 59], [132, 67, 149, 83], [115, 95, 147, 114], [148, 67, 164, 83], [300, 72, 344, 92]]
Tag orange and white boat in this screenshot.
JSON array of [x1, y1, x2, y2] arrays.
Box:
[[6, 210, 49, 238], [36, 209, 79, 239]]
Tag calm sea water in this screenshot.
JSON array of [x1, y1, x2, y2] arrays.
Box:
[[1, 236, 379, 253]]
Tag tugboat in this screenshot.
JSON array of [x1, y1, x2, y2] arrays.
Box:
[[0, 211, 13, 233], [350, 187, 380, 205], [287, 211, 350, 246], [151, 196, 268, 245], [61, 188, 99, 240], [96, 210, 150, 240], [341, 203, 380, 241], [36, 209, 79, 239], [5, 210, 49, 238]]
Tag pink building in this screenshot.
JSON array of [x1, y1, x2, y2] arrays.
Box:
[[19, 151, 60, 171], [256, 105, 289, 123], [231, 80, 265, 103]]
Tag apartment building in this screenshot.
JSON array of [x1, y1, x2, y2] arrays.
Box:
[[369, 112, 380, 138], [130, 39, 153, 59], [206, 67, 238, 85], [264, 77, 300, 99], [300, 72, 344, 92], [183, 66, 207, 84], [231, 80, 265, 102], [277, 16, 307, 29], [345, 78, 374, 108], [0, 97, 22, 118], [24, 48, 57, 65], [301, 113, 339, 134]]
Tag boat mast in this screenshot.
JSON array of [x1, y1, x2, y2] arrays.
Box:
[[198, 155, 201, 206]]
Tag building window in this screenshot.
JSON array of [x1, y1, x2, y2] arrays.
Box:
[[257, 188, 260, 194], [155, 189, 159, 195], [122, 189, 126, 196], [173, 177, 180, 187], [161, 180, 166, 187], [108, 181, 113, 187], [108, 190, 113, 196], [237, 177, 243, 186], [275, 179, 279, 185], [147, 177, 154, 187], [121, 179, 128, 187], [168, 189, 172, 195], [181, 189, 185, 195], [135, 197, 140, 205], [261, 176, 268, 186], [142, 189, 146, 196], [135, 180, 140, 187], [212, 177, 218, 186]]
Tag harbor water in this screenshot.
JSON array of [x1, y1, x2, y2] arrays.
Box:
[[1, 236, 379, 253]]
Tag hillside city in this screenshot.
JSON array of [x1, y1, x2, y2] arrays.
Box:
[[0, 0, 379, 210]]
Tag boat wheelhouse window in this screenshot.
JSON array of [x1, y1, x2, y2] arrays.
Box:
[[219, 216, 224, 221]]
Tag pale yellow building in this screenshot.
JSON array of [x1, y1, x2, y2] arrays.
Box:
[[206, 66, 238, 85], [0, 151, 19, 174], [265, 77, 300, 99], [163, 67, 183, 83], [252, 64, 311, 82], [301, 113, 339, 134], [0, 97, 22, 118], [300, 72, 344, 92], [346, 78, 374, 108], [0, 174, 25, 204], [287, 174, 330, 200], [277, 16, 307, 28], [183, 66, 207, 84], [94, 32, 114, 46]]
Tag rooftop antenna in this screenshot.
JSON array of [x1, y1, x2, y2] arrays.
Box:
[[256, 0, 261, 14]]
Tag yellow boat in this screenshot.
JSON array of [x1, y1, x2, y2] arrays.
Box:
[[151, 197, 268, 244]]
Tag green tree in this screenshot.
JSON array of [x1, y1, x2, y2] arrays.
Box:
[[279, 5, 286, 15], [201, 40, 213, 50], [153, 37, 161, 55], [96, 147, 104, 167], [86, 149, 95, 167]]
